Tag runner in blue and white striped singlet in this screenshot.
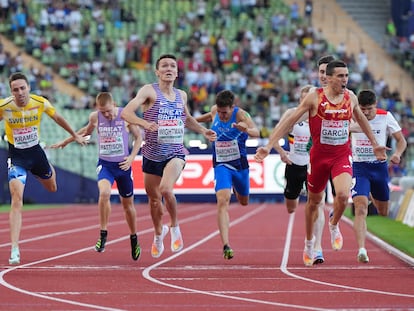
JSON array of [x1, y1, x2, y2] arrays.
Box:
[[120, 54, 217, 259], [142, 83, 187, 162]]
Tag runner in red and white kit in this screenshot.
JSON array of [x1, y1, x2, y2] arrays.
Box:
[[350, 89, 406, 263], [255, 60, 387, 266]]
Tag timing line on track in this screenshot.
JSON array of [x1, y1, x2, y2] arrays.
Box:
[[143, 206, 413, 311], [0, 205, 219, 310], [280, 213, 414, 299]]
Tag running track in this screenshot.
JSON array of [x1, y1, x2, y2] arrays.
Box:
[[0, 202, 413, 311]]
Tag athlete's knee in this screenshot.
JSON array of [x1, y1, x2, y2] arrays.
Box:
[[334, 191, 349, 205], [99, 190, 111, 201], [307, 196, 323, 211], [377, 208, 388, 216], [46, 183, 57, 192], [149, 198, 163, 210], [375, 203, 389, 216], [159, 185, 174, 199], [216, 195, 230, 208], [123, 203, 136, 214], [353, 203, 368, 217], [238, 196, 249, 206]]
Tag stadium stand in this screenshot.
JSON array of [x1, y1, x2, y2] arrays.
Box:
[[0, 0, 413, 185]]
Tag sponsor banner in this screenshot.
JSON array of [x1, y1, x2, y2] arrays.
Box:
[[402, 190, 414, 227], [111, 154, 286, 195]]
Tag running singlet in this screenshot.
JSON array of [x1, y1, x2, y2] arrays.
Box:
[[142, 83, 187, 162], [211, 107, 248, 170], [97, 107, 130, 162], [351, 109, 401, 162], [0, 94, 56, 149], [308, 88, 352, 155], [288, 121, 310, 166]]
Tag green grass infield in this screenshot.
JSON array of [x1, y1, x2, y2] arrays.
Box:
[[344, 206, 414, 258], [0, 204, 62, 213]]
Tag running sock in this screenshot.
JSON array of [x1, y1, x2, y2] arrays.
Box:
[[100, 230, 108, 238]]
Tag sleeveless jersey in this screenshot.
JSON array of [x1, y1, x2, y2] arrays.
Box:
[[97, 107, 130, 162], [0, 94, 56, 149], [288, 120, 310, 166], [211, 106, 249, 169], [351, 109, 401, 162], [142, 83, 186, 162], [308, 88, 352, 156]]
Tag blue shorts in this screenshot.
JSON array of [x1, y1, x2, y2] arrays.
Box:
[[97, 159, 133, 198], [351, 161, 389, 201], [142, 155, 185, 177], [8, 143, 52, 184], [214, 164, 249, 196]]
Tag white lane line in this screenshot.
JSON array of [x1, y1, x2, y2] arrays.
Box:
[[142, 203, 332, 311], [280, 212, 414, 299], [0, 204, 211, 248], [0, 244, 128, 311], [0, 205, 218, 310]]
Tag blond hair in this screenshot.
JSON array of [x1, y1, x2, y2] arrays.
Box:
[[95, 92, 114, 107]]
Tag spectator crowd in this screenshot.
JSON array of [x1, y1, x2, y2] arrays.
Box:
[[0, 0, 413, 176]]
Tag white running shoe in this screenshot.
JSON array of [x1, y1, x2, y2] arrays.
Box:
[[329, 222, 343, 251], [357, 247, 369, 263], [170, 225, 183, 252], [303, 236, 315, 267], [9, 246, 20, 265], [151, 225, 169, 258]]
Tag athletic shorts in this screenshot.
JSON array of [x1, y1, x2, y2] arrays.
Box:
[[97, 159, 133, 198], [142, 155, 185, 177], [307, 149, 352, 194], [351, 161, 389, 201], [214, 164, 249, 196], [8, 143, 52, 183], [284, 163, 307, 200]]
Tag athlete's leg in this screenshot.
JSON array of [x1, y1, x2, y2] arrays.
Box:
[[144, 173, 163, 235], [37, 163, 57, 192], [371, 198, 389, 216], [120, 195, 137, 234], [159, 157, 185, 227], [330, 172, 352, 225], [305, 190, 325, 241], [352, 195, 369, 250], [313, 199, 325, 250], [9, 179, 25, 249], [97, 179, 112, 231], [216, 188, 232, 246]]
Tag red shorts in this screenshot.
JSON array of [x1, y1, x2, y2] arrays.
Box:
[[307, 148, 352, 193]]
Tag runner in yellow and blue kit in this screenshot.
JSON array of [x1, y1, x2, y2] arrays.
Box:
[[0, 72, 85, 265]]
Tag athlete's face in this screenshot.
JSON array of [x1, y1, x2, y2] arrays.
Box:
[[327, 67, 348, 94], [156, 58, 178, 81], [216, 105, 234, 122], [318, 63, 328, 87], [359, 104, 376, 121], [10, 79, 30, 107], [98, 102, 116, 120]]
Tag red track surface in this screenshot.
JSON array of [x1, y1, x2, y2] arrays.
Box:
[[0, 202, 413, 311]]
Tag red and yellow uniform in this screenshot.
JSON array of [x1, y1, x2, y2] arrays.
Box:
[[307, 88, 353, 193]]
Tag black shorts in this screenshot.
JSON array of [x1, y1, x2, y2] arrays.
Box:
[[8, 143, 52, 179], [142, 155, 185, 177], [284, 163, 307, 200]]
